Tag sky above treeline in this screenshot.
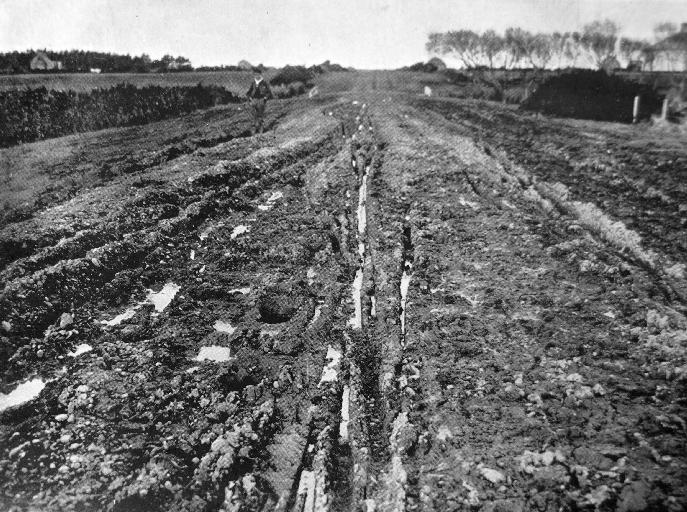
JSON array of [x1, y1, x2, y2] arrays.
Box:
[[1, 0, 685, 69]]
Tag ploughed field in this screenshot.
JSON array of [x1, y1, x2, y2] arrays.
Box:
[[1, 72, 686, 511]]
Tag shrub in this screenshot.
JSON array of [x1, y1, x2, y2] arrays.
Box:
[[405, 61, 440, 73], [269, 66, 313, 87], [522, 69, 663, 123], [441, 68, 470, 84]]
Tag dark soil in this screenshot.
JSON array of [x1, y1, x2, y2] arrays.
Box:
[[1, 74, 685, 511]]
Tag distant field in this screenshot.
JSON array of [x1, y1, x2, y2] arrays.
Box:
[[0, 70, 275, 94]]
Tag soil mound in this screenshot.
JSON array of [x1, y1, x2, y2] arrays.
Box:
[[522, 70, 663, 123]]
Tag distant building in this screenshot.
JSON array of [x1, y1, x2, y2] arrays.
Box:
[[30, 52, 63, 71], [167, 59, 192, 70], [644, 22, 687, 71]]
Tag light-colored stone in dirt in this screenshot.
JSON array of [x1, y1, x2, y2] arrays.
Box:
[[230, 225, 249, 239], [195, 346, 232, 362], [258, 191, 284, 211], [480, 467, 505, 484], [67, 344, 92, 357], [213, 320, 236, 335]]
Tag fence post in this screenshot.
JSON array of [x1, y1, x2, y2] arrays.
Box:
[[661, 98, 669, 121], [633, 95, 640, 123]]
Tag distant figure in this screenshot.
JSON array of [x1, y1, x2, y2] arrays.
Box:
[[246, 73, 273, 134], [424, 86, 432, 97]]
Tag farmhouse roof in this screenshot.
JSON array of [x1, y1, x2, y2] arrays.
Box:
[[32, 51, 52, 63]]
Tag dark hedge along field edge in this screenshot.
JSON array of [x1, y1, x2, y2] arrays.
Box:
[[0, 84, 243, 147]]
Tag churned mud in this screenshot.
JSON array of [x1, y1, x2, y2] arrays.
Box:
[[1, 80, 686, 511]]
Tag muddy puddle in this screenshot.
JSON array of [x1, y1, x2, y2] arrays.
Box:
[[0, 378, 46, 412], [102, 282, 180, 325]]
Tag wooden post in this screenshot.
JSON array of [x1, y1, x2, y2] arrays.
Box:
[[661, 98, 669, 121], [633, 95, 640, 123]]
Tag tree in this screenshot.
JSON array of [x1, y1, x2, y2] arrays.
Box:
[[550, 32, 569, 68], [619, 38, 649, 67], [427, 30, 482, 68], [427, 29, 526, 101], [580, 19, 620, 69], [564, 32, 583, 67], [653, 22, 677, 42]]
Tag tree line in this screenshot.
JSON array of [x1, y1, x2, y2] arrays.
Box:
[[426, 20, 681, 72], [0, 50, 192, 74]]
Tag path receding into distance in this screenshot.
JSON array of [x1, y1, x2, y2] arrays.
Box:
[[1, 80, 686, 511]]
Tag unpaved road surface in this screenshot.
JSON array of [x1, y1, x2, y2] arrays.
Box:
[[1, 76, 686, 511]]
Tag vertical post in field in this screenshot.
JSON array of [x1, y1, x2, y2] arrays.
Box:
[[661, 98, 669, 121], [633, 95, 640, 124]]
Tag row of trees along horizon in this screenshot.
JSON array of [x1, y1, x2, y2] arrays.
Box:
[[0, 50, 265, 74], [427, 20, 681, 71]]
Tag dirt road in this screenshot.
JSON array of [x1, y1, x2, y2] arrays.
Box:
[[1, 81, 686, 511]]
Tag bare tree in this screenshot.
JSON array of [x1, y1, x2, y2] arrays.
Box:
[[580, 19, 620, 69], [564, 31, 583, 67], [426, 30, 481, 68], [550, 32, 569, 68], [653, 22, 678, 42], [427, 28, 543, 101], [619, 38, 649, 67]]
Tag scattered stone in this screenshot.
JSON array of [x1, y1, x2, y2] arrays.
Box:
[[59, 313, 74, 329], [436, 425, 452, 442], [541, 451, 555, 466], [574, 386, 594, 399], [584, 485, 611, 507], [480, 467, 505, 484], [665, 263, 685, 279]]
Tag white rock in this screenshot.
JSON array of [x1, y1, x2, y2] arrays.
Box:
[[592, 383, 606, 396], [480, 467, 505, 484], [542, 451, 555, 466]]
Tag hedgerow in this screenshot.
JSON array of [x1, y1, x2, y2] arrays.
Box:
[[0, 83, 240, 147]]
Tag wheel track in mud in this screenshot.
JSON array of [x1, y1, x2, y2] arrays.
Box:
[[0, 99, 399, 512], [0, 128, 342, 376], [1, 94, 686, 511]]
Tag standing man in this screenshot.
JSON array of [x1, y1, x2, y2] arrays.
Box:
[[246, 73, 273, 134]]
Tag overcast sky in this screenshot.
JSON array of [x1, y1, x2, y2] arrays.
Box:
[[1, 0, 685, 68]]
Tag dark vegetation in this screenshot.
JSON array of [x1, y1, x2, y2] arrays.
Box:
[[522, 70, 664, 122], [0, 60, 332, 146], [0, 83, 240, 147], [0, 50, 193, 74], [269, 65, 314, 87]]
